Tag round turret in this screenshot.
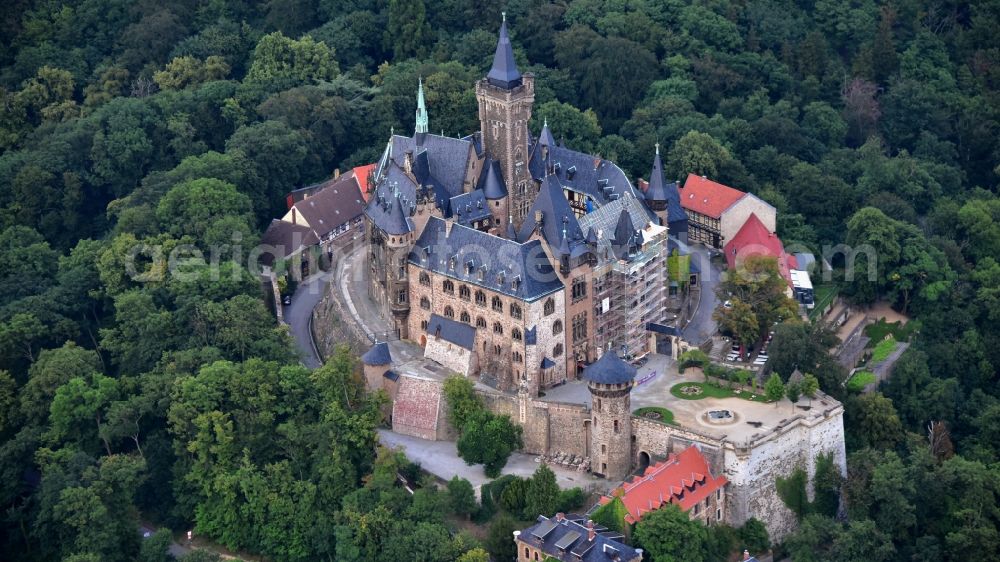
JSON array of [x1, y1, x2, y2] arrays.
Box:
[[583, 351, 636, 480]]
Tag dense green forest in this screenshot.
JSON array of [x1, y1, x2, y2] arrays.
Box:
[[0, 0, 998, 560]]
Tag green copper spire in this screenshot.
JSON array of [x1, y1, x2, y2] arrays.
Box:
[[415, 77, 428, 134]]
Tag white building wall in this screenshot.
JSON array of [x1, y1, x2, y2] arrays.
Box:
[[720, 195, 777, 246]]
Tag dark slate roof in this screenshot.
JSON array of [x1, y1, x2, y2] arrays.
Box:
[[529, 142, 639, 207], [259, 220, 319, 265], [517, 515, 639, 562], [644, 151, 687, 226], [538, 121, 555, 148], [577, 194, 655, 264], [289, 173, 366, 238], [646, 322, 680, 336], [379, 134, 473, 201], [361, 342, 392, 366], [450, 190, 492, 227], [427, 313, 476, 350], [409, 217, 564, 302], [519, 175, 585, 249], [643, 150, 688, 226], [478, 158, 507, 199], [364, 164, 418, 235], [462, 132, 483, 157], [487, 19, 522, 89], [582, 350, 637, 385]]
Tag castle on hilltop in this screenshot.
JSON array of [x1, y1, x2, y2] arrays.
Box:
[[360, 19, 846, 542], [364, 17, 691, 394]]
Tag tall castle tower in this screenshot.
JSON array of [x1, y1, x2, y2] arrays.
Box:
[[476, 14, 535, 228], [583, 350, 637, 481]]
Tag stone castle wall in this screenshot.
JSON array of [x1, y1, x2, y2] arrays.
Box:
[[387, 371, 845, 543], [722, 399, 846, 542], [631, 417, 726, 474]]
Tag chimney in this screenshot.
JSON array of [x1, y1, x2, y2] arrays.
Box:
[[291, 207, 297, 224], [334, 168, 340, 179], [587, 519, 596, 542], [535, 209, 543, 226], [743, 550, 751, 561], [404, 150, 414, 174], [555, 513, 565, 522]]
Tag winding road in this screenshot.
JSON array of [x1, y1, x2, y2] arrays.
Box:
[[682, 244, 724, 345], [284, 273, 328, 369]]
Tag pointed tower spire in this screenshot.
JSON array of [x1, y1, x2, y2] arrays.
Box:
[[539, 118, 555, 148], [487, 14, 522, 89], [415, 77, 429, 134], [645, 144, 668, 203]]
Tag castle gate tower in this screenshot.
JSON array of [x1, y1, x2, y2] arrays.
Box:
[[583, 350, 637, 481], [476, 14, 535, 228]]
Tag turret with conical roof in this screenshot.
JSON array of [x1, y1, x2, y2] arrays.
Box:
[[585, 350, 636, 480], [643, 144, 688, 241]]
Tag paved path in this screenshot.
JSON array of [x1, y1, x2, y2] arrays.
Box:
[[682, 244, 724, 345], [378, 429, 611, 495], [284, 274, 327, 369], [339, 245, 421, 363]]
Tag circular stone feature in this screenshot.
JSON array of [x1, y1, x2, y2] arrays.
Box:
[[644, 411, 662, 420], [702, 408, 739, 425], [679, 385, 703, 396]]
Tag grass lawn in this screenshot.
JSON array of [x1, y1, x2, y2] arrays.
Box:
[[634, 406, 675, 424], [808, 284, 839, 321], [869, 336, 899, 364], [847, 370, 876, 392], [669, 382, 771, 403], [865, 318, 920, 342]]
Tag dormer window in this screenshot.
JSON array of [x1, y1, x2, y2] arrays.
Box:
[[449, 257, 456, 271], [478, 266, 487, 281], [512, 276, 521, 291]]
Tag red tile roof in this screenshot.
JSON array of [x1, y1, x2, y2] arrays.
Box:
[[679, 173, 746, 218], [599, 446, 728, 524], [724, 213, 796, 284], [353, 164, 377, 202]]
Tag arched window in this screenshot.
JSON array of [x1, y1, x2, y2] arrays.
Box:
[[513, 351, 523, 363], [495, 344, 502, 356], [493, 322, 503, 335], [420, 320, 428, 330], [459, 285, 471, 300], [444, 306, 454, 318], [512, 328, 522, 341], [419, 272, 430, 286], [420, 296, 430, 310], [492, 296, 503, 312], [460, 311, 470, 323], [476, 317, 487, 329], [553, 320, 563, 336], [544, 298, 555, 315], [510, 303, 522, 319], [475, 290, 486, 306], [553, 343, 563, 357], [443, 280, 454, 294]]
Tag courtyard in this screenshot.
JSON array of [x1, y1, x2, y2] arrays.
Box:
[[544, 353, 820, 443]]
